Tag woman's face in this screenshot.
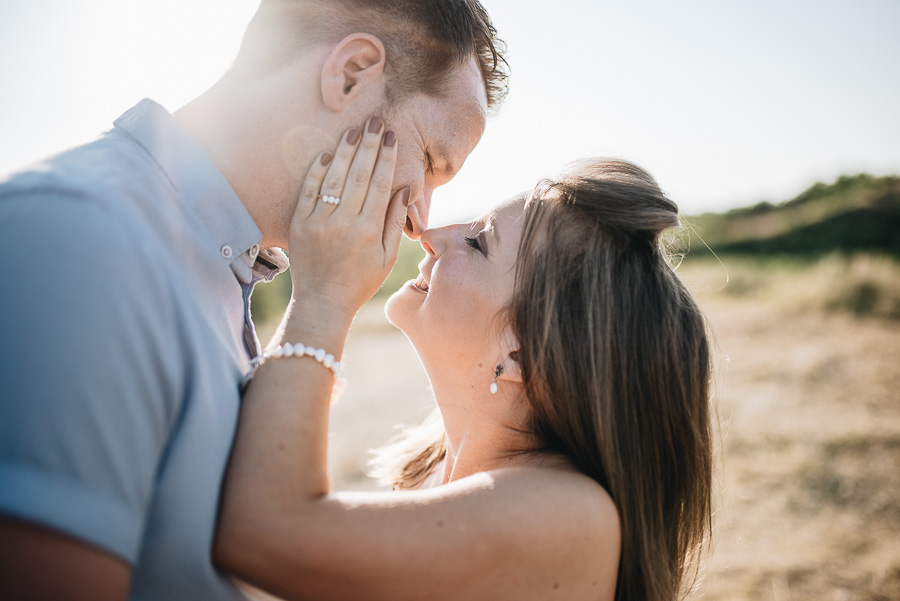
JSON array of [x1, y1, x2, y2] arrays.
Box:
[[385, 195, 527, 376]]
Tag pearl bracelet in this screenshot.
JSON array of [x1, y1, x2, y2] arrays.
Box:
[[245, 342, 348, 402]]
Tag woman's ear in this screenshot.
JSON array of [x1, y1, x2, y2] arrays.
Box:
[[320, 33, 387, 112], [497, 329, 523, 385]]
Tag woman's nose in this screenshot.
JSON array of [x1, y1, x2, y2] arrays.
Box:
[[419, 227, 439, 256], [420, 222, 469, 257]]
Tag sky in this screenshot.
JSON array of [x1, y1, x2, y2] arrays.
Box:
[[0, 0, 898, 225]]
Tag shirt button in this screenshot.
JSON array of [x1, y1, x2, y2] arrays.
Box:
[[249, 244, 260, 260], [220, 245, 233, 260]]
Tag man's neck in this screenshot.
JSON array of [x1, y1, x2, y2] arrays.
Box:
[[174, 72, 330, 250]]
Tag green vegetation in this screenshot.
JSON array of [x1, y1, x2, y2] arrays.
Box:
[[680, 254, 900, 320], [682, 173, 900, 258], [675, 172, 900, 320]]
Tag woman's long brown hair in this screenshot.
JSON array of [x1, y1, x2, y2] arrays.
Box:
[[371, 158, 714, 601], [512, 159, 713, 600]]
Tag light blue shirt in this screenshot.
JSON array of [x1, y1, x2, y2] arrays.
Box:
[[0, 99, 288, 600]]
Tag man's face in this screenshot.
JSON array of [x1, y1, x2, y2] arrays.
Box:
[[385, 57, 488, 239]]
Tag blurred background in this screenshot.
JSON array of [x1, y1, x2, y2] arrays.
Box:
[[2, 1, 898, 598]]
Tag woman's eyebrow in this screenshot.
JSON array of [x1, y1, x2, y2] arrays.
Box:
[[472, 215, 497, 258], [469, 217, 496, 255]]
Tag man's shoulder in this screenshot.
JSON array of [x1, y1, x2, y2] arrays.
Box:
[[0, 182, 162, 280], [0, 136, 190, 273], [0, 161, 191, 350], [0, 132, 167, 212]]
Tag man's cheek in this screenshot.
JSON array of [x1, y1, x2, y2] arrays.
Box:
[[395, 167, 416, 193], [392, 156, 423, 192]]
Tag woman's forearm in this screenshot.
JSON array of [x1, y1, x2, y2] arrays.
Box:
[[215, 296, 354, 578], [232, 295, 352, 495], [214, 119, 411, 598], [220, 116, 403, 513]]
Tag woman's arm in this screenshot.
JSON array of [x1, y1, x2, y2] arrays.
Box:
[[219, 119, 406, 523], [217, 466, 618, 601], [215, 121, 620, 601]]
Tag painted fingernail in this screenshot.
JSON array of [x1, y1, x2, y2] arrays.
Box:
[[367, 116, 383, 134], [346, 129, 360, 145], [401, 188, 411, 207], [383, 131, 396, 148], [320, 152, 333, 166]]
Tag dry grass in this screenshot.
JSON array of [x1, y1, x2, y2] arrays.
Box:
[[256, 255, 900, 600], [680, 256, 900, 600], [688, 254, 900, 320]]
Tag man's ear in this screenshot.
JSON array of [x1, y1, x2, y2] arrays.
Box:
[[497, 329, 523, 385], [320, 33, 386, 112]]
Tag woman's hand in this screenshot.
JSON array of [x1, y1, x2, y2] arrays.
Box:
[[288, 117, 409, 320]]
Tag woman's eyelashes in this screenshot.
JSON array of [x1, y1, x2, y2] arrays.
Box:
[[464, 232, 487, 256]]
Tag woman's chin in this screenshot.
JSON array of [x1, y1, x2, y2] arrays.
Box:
[[383, 282, 416, 329], [383, 294, 400, 327]]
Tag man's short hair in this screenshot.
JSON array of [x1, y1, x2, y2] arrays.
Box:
[[233, 0, 509, 111]]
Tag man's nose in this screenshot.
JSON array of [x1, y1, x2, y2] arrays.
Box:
[[403, 190, 432, 241]]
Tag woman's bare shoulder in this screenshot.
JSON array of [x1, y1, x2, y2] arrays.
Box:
[[486, 465, 620, 534], [468, 465, 620, 599]]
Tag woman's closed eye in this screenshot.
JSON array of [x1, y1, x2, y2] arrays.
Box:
[[464, 235, 485, 255]]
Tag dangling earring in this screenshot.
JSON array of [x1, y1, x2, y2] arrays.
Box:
[[490, 364, 503, 394]]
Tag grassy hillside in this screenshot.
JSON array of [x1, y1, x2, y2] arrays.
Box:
[[684, 174, 900, 257]]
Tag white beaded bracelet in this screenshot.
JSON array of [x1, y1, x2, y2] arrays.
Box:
[[245, 342, 348, 403]]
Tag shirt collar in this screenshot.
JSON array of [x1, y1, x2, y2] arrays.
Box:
[[113, 99, 287, 282], [232, 246, 291, 286]]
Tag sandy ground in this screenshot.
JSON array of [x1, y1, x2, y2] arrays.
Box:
[[688, 290, 900, 599], [260, 263, 900, 600], [326, 304, 436, 490]]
